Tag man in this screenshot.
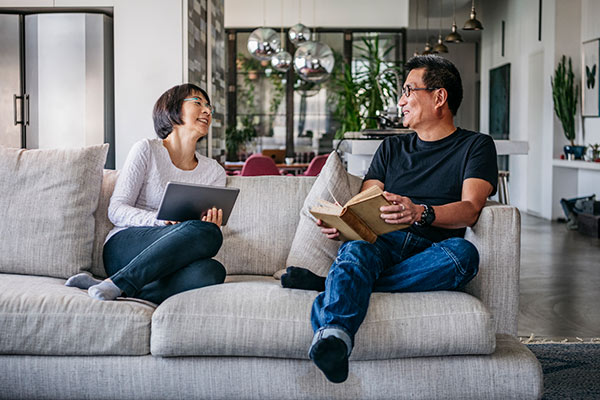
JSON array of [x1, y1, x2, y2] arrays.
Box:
[[281, 55, 498, 383]]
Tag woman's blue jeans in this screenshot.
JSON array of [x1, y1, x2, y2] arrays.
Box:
[[103, 220, 225, 304], [310, 230, 479, 353]]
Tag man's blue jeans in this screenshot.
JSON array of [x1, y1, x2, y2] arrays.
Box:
[[310, 230, 479, 354], [103, 220, 225, 304]]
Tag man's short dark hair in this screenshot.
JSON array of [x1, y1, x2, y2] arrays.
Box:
[[152, 83, 211, 139], [405, 55, 463, 115]]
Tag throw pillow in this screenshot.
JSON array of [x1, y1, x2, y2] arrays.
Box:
[[276, 151, 363, 279], [0, 144, 109, 279]]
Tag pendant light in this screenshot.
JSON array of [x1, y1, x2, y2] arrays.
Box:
[[433, 0, 448, 53], [445, 0, 463, 43], [247, 0, 280, 60], [288, 0, 311, 45], [293, 0, 334, 83], [422, 0, 435, 54], [413, 0, 420, 56], [463, 0, 484, 30], [271, 0, 292, 72]]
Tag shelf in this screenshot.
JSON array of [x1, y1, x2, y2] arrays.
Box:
[[552, 159, 600, 170]]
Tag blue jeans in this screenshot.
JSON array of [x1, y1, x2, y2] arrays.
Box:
[[103, 220, 225, 304], [310, 230, 479, 354]]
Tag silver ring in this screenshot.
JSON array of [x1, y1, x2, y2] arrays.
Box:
[[401, 204, 405, 211]]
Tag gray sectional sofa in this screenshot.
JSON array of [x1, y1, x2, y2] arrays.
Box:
[[0, 145, 543, 399]]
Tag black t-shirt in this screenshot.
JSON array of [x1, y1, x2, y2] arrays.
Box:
[[363, 128, 498, 242]]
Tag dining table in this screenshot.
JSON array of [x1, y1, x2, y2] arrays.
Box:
[[224, 161, 310, 176]]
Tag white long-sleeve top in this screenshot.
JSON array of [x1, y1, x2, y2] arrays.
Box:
[[106, 138, 226, 242]]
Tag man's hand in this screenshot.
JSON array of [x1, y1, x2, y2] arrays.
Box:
[[316, 219, 340, 240], [202, 207, 223, 228], [380, 192, 424, 225]]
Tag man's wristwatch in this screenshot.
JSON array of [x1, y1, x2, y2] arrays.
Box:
[[415, 204, 435, 227]]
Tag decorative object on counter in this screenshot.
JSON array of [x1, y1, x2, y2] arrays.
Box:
[[445, 0, 464, 43], [589, 143, 600, 161], [551, 55, 583, 159], [433, 0, 448, 53], [463, 0, 484, 30], [582, 39, 599, 116], [247, 27, 280, 61]]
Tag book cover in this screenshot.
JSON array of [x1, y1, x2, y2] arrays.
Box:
[[310, 186, 409, 243]]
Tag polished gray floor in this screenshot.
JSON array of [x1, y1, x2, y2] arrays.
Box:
[[518, 213, 600, 339]]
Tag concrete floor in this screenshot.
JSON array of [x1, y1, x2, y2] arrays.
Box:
[[518, 213, 600, 340]]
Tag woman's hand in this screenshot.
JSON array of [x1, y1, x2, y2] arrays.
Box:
[[316, 219, 340, 240], [202, 207, 223, 228], [164, 220, 180, 225], [380, 192, 424, 225]]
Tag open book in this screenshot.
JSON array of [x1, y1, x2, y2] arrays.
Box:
[[310, 185, 409, 243]]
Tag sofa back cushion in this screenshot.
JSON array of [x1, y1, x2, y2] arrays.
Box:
[[89, 169, 119, 278], [215, 176, 316, 275], [0, 144, 108, 279]]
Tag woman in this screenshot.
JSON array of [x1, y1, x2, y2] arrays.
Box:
[[66, 84, 226, 304]]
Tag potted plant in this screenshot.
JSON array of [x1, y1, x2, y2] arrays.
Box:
[[551, 55, 585, 159], [225, 118, 257, 161]]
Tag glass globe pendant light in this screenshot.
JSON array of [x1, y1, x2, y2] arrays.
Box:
[[271, 3, 292, 72], [247, 28, 281, 61], [293, 41, 334, 83]]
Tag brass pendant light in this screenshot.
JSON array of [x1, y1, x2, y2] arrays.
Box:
[[433, 0, 448, 53], [463, 0, 484, 30], [445, 0, 463, 42], [423, 0, 435, 54]]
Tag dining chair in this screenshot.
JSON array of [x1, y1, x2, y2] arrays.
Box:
[[238, 154, 282, 176], [301, 154, 329, 176]]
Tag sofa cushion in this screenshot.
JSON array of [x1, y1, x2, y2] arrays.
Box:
[[0, 273, 155, 356], [151, 275, 495, 360], [90, 169, 119, 278], [216, 176, 316, 275], [0, 144, 108, 279], [277, 152, 363, 279]]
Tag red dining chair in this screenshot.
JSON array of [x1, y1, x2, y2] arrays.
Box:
[[302, 154, 329, 176], [238, 154, 282, 176]]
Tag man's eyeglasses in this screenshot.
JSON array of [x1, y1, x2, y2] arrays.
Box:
[[183, 97, 213, 114], [401, 86, 441, 98]]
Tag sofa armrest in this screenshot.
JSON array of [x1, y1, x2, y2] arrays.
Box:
[[463, 201, 520, 336]]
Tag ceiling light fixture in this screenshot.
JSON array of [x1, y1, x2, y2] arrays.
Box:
[[433, 0, 448, 53], [463, 0, 484, 31], [445, 0, 463, 42]]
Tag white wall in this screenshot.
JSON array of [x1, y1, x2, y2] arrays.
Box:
[[225, 0, 409, 29], [0, 0, 186, 168]]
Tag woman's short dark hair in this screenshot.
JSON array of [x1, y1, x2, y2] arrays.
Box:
[[152, 83, 211, 139], [405, 55, 463, 115]]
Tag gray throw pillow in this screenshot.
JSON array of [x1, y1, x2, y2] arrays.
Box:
[[0, 144, 109, 279], [276, 151, 363, 279]]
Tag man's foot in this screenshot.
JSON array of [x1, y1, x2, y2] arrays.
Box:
[[309, 336, 349, 383], [65, 273, 102, 289], [88, 280, 122, 301], [281, 266, 326, 291]]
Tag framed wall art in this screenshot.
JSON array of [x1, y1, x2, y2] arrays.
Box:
[[582, 39, 599, 117]]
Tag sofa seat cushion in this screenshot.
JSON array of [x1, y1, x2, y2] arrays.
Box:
[[0, 274, 155, 356], [151, 275, 495, 360]]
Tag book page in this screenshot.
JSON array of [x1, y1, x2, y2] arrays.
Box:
[[345, 185, 384, 206], [347, 193, 409, 236]]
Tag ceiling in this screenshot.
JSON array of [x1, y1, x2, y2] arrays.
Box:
[[408, 0, 482, 43]]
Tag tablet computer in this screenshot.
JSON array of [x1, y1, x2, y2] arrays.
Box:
[[156, 182, 240, 226]]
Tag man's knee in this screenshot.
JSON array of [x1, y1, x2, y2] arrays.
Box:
[[439, 238, 479, 280]]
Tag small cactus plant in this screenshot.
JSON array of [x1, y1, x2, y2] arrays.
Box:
[[551, 56, 578, 146]]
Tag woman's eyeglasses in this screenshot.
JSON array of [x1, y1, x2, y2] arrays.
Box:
[[184, 97, 213, 114]]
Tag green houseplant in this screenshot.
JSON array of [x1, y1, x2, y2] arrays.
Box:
[[551, 55, 585, 159], [327, 36, 402, 139]]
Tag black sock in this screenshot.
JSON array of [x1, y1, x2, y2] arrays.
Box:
[[309, 336, 349, 383], [281, 266, 326, 291]]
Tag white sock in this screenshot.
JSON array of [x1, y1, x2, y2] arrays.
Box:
[[88, 280, 122, 301], [65, 273, 102, 289]]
